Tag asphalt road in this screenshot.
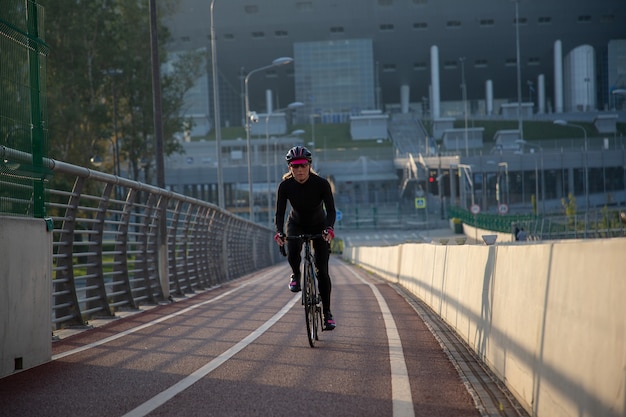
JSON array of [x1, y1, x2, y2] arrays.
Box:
[[0, 256, 522, 417]]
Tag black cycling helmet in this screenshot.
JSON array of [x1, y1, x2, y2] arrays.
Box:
[[285, 146, 312, 164]]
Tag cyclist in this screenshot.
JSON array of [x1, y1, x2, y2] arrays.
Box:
[[274, 146, 337, 330]]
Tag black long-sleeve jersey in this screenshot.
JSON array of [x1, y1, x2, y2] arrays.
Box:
[[274, 173, 336, 234]]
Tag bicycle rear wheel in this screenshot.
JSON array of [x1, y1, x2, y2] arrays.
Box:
[[303, 261, 317, 347]]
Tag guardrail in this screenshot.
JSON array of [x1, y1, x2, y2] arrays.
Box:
[[449, 206, 626, 240], [1, 149, 277, 330]]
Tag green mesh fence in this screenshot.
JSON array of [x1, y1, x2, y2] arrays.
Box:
[[0, 0, 49, 217]]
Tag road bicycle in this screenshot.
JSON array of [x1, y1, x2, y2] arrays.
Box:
[[280, 234, 324, 347]]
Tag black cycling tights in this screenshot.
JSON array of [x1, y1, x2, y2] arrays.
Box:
[[287, 235, 332, 315]]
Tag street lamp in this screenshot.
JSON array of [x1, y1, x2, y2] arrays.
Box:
[[210, 0, 224, 208], [553, 119, 587, 151], [103, 68, 123, 182], [612, 88, 626, 111], [553, 119, 589, 211], [497, 162, 509, 207], [459, 57, 468, 157], [90, 136, 121, 203], [458, 163, 474, 209], [244, 57, 294, 222], [90, 137, 119, 176], [513, 0, 523, 140], [265, 101, 304, 226]]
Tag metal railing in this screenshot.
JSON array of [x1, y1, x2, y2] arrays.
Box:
[[1, 150, 278, 330], [449, 206, 626, 240]]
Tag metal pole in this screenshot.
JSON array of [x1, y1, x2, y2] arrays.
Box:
[[243, 58, 294, 223], [459, 57, 468, 157], [514, 0, 524, 140], [210, 0, 224, 209], [244, 73, 253, 222], [149, 0, 169, 300], [265, 112, 271, 227]]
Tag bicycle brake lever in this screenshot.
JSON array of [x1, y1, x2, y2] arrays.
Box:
[[279, 245, 287, 257]]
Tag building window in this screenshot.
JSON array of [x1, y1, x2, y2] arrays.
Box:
[[446, 20, 462, 28], [296, 1, 312, 10], [479, 19, 494, 27], [513, 17, 527, 25], [275, 30, 288, 37], [380, 23, 395, 31], [413, 62, 427, 70], [244, 5, 259, 14], [537, 16, 552, 24], [528, 57, 540, 66], [382, 64, 396, 72], [600, 14, 614, 22], [223, 33, 235, 40], [443, 60, 458, 69], [474, 59, 488, 68], [412, 0, 428, 4], [330, 26, 344, 33], [413, 22, 428, 30], [378, 0, 393, 5], [577, 15, 592, 23], [505, 58, 516, 67], [181, 36, 190, 42], [251, 31, 265, 39]]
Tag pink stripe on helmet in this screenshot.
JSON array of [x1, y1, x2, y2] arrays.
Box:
[[289, 158, 309, 165]]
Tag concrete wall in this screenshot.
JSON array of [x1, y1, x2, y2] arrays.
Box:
[[343, 237, 626, 417], [0, 217, 52, 378]]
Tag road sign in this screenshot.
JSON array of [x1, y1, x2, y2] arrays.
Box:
[[336, 209, 343, 222], [498, 204, 509, 214], [415, 197, 426, 209], [470, 204, 480, 214]]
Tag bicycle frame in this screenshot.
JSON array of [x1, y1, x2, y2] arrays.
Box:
[[283, 234, 324, 347]]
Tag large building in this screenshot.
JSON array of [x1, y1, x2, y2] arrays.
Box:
[[164, 0, 626, 130], [162, 0, 626, 223]]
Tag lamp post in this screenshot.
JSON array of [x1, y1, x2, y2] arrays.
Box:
[[498, 162, 509, 207], [103, 68, 123, 182], [554, 120, 587, 151], [244, 57, 294, 222], [459, 57, 468, 157], [513, 0, 523, 140], [90, 137, 119, 177], [265, 102, 304, 227], [210, 0, 224, 208], [310, 113, 321, 166], [612, 88, 626, 111], [554, 119, 589, 211], [458, 163, 474, 209], [90, 136, 121, 209]]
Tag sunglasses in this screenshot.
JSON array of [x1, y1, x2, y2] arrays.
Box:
[[290, 163, 309, 169]]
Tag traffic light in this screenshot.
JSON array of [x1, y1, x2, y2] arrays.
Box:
[[428, 172, 438, 194]]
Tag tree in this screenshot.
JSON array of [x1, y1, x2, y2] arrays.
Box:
[[41, 0, 202, 182]]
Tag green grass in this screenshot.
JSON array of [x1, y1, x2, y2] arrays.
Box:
[[201, 123, 390, 150], [199, 120, 625, 146], [455, 120, 626, 142]]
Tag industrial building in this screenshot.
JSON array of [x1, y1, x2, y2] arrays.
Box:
[[162, 0, 626, 224]]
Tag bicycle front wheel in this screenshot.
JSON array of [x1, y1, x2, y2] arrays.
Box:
[[303, 261, 317, 347]]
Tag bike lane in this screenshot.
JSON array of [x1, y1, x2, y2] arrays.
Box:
[[0, 258, 481, 417]]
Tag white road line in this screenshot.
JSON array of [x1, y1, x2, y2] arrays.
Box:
[[343, 265, 416, 417], [122, 293, 300, 417], [52, 271, 277, 361]]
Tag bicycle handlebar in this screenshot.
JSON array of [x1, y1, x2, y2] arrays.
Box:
[[279, 234, 326, 257], [285, 233, 325, 241]]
